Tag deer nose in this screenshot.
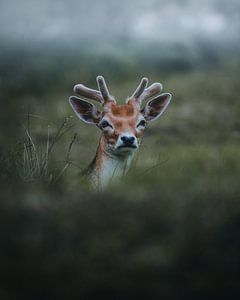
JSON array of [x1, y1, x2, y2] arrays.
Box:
[[121, 136, 135, 145]]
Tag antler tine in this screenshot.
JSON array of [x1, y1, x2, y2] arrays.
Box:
[[97, 76, 115, 104], [74, 84, 103, 104], [130, 78, 163, 106], [138, 82, 163, 103], [131, 77, 148, 99]]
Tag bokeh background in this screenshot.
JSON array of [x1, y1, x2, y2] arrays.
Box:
[[0, 0, 240, 299]]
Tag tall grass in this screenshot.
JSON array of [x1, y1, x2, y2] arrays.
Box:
[[0, 62, 240, 299], [1, 114, 78, 186]]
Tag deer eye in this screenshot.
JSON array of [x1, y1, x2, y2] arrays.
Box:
[[101, 120, 113, 129], [137, 120, 146, 127]]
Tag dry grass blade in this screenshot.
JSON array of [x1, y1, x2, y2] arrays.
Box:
[[6, 114, 78, 185]]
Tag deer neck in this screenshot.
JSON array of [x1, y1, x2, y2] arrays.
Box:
[[91, 135, 135, 189]]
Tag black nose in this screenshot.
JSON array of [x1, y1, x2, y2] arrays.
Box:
[[121, 136, 135, 145]]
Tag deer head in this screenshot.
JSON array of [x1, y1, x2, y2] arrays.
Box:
[[69, 76, 172, 157]]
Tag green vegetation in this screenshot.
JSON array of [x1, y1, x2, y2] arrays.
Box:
[[0, 47, 240, 299]]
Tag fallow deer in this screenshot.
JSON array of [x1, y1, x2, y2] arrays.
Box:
[[69, 76, 172, 189]]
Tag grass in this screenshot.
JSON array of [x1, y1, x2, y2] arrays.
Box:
[[0, 61, 240, 299], [1, 114, 79, 187]]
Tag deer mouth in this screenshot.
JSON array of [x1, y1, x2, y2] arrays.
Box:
[[117, 145, 137, 149]]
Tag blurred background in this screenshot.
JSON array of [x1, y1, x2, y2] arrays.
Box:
[[0, 0, 240, 299]]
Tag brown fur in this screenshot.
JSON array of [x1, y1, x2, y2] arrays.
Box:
[[103, 103, 143, 142], [90, 102, 144, 175], [110, 103, 135, 116]]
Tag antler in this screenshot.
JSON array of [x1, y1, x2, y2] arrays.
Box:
[[74, 76, 115, 105], [130, 77, 163, 106]]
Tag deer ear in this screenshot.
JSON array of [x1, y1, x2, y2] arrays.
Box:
[[141, 93, 172, 121], [69, 96, 101, 124]]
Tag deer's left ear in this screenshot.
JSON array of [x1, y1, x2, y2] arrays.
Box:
[[141, 93, 172, 121], [69, 96, 101, 124]]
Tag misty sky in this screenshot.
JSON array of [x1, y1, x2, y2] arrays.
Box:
[[0, 0, 239, 46]]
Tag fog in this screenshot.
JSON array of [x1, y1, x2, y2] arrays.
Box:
[[0, 0, 239, 48]]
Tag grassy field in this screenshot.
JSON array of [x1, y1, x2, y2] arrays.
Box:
[[0, 50, 240, 299]]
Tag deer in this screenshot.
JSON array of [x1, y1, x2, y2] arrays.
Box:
[[69, 76, 172, 189]]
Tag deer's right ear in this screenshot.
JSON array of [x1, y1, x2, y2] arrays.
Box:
[[69, 96, 101, 124]]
